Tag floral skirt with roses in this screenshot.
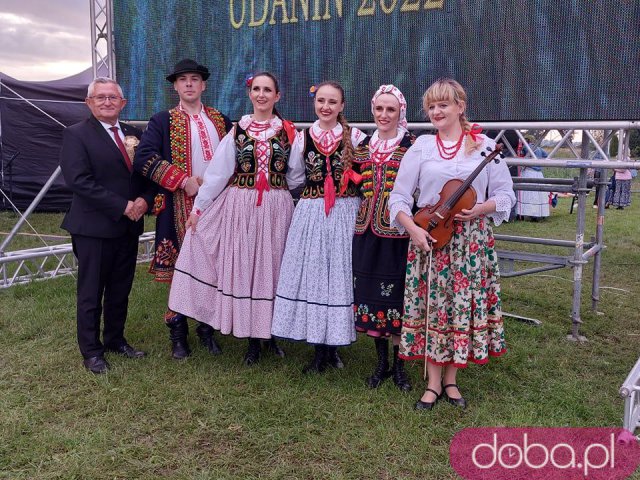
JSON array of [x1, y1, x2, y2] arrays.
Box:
[[353, 228, 409, 337], [399, 217, 506, 367]]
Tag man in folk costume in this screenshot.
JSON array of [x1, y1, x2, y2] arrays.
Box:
[[133, 59, 232, 359]]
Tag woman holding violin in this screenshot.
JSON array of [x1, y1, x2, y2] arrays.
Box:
[[389, 78, 515, 411]]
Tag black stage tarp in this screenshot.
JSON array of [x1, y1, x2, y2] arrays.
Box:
[[0, 69, 91, 211]]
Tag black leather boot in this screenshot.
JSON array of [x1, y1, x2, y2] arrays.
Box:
[[263, 337, 285, 358], [244, 338, 261, 366], [167, 316, 191, 360], [195, 322, 222, 355], [367, 338, 390, 388], [302, 345, 327, 374], [325, 346, 344, 369], [391, 345, 412, 392]]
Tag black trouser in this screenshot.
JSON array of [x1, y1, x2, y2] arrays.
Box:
[[72, 233, 138, 358]]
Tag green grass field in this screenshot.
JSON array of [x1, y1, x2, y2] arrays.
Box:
[[1, 192, 638, 479]]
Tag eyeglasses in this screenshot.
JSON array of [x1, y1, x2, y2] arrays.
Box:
[[88, 95, 123, 103]]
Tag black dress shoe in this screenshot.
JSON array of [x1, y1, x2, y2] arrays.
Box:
[[106, 344, 146, 358], [415, 387, 442, 410], [83, 356, 110, 374], [442, 383, 467, 410]]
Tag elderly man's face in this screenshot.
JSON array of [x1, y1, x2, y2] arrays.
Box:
[[86, 82, 127, 125]]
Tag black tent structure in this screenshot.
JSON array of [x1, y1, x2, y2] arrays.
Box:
[[0, 69, 92, 212]]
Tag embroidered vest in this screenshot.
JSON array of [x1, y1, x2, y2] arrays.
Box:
[[300, 129, 359, 199], [354, 132, 415, 238], [230, 123, 290, 190]]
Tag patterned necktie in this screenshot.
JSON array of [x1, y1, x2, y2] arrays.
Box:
[[109, 126, 133, 172]]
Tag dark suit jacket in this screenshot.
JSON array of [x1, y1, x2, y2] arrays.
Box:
[[60, 115, 154, 238]]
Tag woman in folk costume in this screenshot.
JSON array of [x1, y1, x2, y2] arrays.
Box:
[[515, 135, 550, 221], [271, 81, 366, 373], [168, 72, 305, 365], [352, 85, 415, 392], [389, 78, 515, 410]]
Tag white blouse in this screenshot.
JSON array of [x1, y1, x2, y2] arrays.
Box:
[[294, 120, 366, 153], [193, 115, 306, 213], [389, 134, 516, 231]]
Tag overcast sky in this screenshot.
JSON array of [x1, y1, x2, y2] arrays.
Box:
[[1, 0, 91, 80]]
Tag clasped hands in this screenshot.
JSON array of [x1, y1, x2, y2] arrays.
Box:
[[124, 197, 148, 221], [184, 176, 203, 197]]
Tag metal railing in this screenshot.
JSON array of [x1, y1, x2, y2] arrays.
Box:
[[620, 356, 640, 435]]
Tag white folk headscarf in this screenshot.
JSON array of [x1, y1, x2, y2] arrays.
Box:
[[370, 84, 408, 130]]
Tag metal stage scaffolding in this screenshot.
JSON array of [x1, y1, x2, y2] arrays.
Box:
[[2, 121, 638, 335]]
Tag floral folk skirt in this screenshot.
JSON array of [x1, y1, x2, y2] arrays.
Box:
[[612, 179, 632, 207], [399, 217, 506, 367]]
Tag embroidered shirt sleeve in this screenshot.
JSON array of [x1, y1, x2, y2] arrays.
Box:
[[192, 128, 237, 213]]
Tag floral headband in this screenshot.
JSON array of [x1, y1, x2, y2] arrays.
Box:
[[371, 84, 408, 129], [308, 84, 317, 98], [244, 74, 254, 87]]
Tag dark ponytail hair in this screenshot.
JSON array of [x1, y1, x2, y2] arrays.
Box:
[[248, 71, 290, 144], [313, 81, 355, 190]]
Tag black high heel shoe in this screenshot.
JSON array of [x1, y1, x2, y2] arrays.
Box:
[[442, 383, 467, 410], [415, 387, 442, 410]]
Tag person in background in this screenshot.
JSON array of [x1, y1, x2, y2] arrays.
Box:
[[389, 78, 515, 411], [515, 134, 550, 221], [610, 167, 632, 209], [134, 59, 232, 359], [60, 77, 154, 374]]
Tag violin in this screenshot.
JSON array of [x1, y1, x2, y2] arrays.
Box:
[[413, 144, 505, 249]]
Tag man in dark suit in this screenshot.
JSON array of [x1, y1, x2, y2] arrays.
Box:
[[60, 77, 154, 374]]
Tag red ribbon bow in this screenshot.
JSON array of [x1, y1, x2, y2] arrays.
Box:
[[323, 175, 336, 216], [467, 123, 482, 142], [256, 172, 270, 206], [339, 168, 363, 195], [282, 119, 296, 145]]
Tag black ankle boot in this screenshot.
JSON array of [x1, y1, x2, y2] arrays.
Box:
[[325, 346, 344, 369], [167, 316, 191, 360], [302, 345, 327, 374], [366, 338, 390, 388], [244, 338, 261, 366], [391, 345, 412, 392], [263, 337, 285, 358], [195, 322, 222, 355]]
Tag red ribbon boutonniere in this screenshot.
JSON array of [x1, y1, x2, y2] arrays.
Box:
[[467, 123, 482, 142]]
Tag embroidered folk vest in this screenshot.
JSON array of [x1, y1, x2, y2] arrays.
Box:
[[354, 132, 415, 238], [300, 129, 359, 199], [230, 123, 290, 190]]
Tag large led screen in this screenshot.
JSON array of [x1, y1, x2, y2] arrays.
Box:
[[114, 0, 640, 122]]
